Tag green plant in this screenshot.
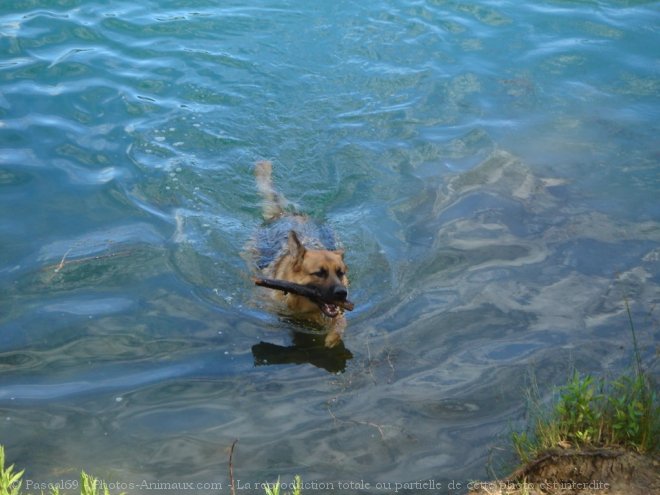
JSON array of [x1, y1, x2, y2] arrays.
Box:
[[510, 372, 562, 463], [554, 371, 603, 445], [511, 430, 532, 464], [511, 302, 659, 461], [263, 475, 302, 495], [0, 446, 24, 495], [0, 446, 126, 495], [290, 475, 302, 495], [263, 477, 281, 495], [80, 472, 116, 495], [607, 373, 657, 451]]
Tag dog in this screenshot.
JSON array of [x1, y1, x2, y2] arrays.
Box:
[[249, 160, 350, 347]]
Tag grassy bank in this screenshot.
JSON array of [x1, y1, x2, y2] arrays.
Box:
[[471, 302, 659, 495], [470, 359, 659, 495], [512, 304, 658, 461], [511, 368, 658, 463]]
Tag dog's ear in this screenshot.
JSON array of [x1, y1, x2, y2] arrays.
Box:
[[334, 248, 345, 259], [287, 230, 306, 271]]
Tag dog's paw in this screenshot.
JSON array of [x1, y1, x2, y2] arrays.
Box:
[[324, 329, 343, 348]]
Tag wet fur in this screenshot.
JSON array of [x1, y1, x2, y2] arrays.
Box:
[[253, 161, 349, 347]]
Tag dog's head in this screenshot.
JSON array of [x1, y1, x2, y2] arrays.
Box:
[[284, 230, 349, 318]]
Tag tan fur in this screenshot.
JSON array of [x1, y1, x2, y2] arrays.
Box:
[[255, 160, 287, 220], [253, 162, 350, 347]]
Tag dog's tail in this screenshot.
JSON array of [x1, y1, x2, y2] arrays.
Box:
[[255, 160, 287, 221]]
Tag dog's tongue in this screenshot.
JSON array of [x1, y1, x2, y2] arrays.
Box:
[[321, 303, 339, 318]]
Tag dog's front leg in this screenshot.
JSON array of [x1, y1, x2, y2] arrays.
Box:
[[324, 315, 346, 348]]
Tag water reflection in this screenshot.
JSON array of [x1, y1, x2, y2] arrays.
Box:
[[1, 0, 658, 489], [253, 330, 353, 374]]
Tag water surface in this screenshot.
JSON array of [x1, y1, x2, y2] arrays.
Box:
[[1, 0, 659, 493]]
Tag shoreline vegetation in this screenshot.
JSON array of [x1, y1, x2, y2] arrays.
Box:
[[2, 305, 657, 495], [468, 301, 659, 495]]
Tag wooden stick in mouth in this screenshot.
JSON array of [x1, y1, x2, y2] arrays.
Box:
[[253, 277, 355, 312]]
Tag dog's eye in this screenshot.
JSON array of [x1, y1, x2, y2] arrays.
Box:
[[336, 269, 345, 278], [313, 268, 328, 279]]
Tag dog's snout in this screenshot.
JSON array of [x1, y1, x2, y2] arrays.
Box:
[[333, 285, 348, 301]]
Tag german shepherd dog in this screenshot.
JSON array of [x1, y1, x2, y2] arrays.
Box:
[[249, 160, 349, 348]]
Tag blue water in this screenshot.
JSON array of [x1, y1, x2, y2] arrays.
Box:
[[1, 0, 659, 493]]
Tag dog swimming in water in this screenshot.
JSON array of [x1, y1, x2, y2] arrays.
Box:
[[248, 160, 350, 347]]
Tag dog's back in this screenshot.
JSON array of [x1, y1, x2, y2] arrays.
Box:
[[253, 160, 340, 270]]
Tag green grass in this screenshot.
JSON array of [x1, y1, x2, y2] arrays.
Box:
[[0, 451, 122, 495], [512, 302, 659, 463], [512, 370, 658, 463], [0, 445, 24, 495], [1, 446, 305, 495], [263, 475, 303, 495]]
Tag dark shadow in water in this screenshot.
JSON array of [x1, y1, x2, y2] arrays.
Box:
[[252, 330, 353, 373]]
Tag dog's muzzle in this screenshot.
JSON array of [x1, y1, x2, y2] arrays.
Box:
[[319, 284, 348, 318]]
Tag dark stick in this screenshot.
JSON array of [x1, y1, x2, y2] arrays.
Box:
[[254, 277, 354, 311], [229, 439, 238, 495]]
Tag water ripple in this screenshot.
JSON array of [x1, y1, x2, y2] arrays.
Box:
[[1, 0, 658, 488]]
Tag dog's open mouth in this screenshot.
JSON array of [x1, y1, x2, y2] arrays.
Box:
[[319, 302, 340, 318]]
